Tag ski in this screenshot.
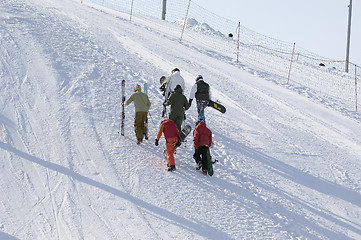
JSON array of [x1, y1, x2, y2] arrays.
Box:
[[144, 83, 149, 140], [121, 79, 125, 136]]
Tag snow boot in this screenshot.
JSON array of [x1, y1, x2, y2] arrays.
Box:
[[196, 162, 202, 170], [168, 165, 176, 171]]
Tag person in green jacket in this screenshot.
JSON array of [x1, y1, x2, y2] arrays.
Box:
[[164, 85, 190, 132], [124, 84, 151, 145]]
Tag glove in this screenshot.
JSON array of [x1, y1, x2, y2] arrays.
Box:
[[155, 139, 159, 146], [188, 99, 193, 107]]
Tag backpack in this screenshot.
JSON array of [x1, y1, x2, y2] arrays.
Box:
[[195, 80, 209, 100]]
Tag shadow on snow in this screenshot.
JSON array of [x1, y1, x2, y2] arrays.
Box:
[[0, 142, 230, 240]]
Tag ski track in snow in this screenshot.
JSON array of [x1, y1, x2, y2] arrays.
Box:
[[1, 0, 361, 239]]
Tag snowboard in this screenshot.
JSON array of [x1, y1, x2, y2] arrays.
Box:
[[207, 148, 214, 176], [159, 76, 167, 93], [173, 124, 192, 153], [179, 124, 192, 142], [160, 76, 168, 118], [143, 83, 149, 140], [208, 100, 226, 113]]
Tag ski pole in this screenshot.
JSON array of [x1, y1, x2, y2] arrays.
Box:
[[148, 111, 157, 130]]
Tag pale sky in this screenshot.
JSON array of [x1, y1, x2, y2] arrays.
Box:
[[194, 0, 361, 65]]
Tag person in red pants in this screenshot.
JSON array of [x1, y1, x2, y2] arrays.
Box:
[[155, 119, 179, 171]]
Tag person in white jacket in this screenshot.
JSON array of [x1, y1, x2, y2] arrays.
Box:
[[164, 68, 185, 99], [161, 68, 185, 118]]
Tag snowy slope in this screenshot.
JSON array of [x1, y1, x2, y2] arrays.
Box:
[[1, 0, 361, 239]]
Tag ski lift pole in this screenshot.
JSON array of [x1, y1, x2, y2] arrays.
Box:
[[345, 0, 352, 72], [180, 0, 192, 41], [130, 0, 134, 21], [162, 0, 167, 20]]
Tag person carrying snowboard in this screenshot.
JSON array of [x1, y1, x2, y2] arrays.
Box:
[[188, 75, 212, 123], [164, 68, 185, 99], [155, 119, 179, 171], [193, 121, 213, 175], [124, 84, 151, 145], [160, 68, 185, 117], [163, 85, 190, 133]]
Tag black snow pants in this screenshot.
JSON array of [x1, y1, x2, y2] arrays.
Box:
[[193, 145, 209, 171]]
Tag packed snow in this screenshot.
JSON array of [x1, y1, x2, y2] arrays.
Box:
[[1, 0, 361, 239]]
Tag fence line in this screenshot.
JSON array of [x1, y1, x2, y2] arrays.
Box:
[[82, 0, 359, 112], [84, 0, 360, 69]]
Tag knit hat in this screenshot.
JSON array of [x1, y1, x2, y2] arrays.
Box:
[[174, 84, 182, 91], [134, 84, 141, 91], [172, 68, 180, 73], [195, 75, 203, 81]]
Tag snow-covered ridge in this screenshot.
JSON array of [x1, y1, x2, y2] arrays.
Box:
[[175, 18, 226, 38]]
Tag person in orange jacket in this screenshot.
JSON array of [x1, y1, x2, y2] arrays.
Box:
[[193, 121, 212, 175], [155, 119, 179, 171]]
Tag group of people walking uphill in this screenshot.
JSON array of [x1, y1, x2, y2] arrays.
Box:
[[124, 68, 213, 175]]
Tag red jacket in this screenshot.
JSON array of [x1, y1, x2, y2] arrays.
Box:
[[156, 120, 179, 140], [193, 122, 212, 149]]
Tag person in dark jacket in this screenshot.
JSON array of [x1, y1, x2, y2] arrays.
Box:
[[188, 75, 212, 123], [155, 119, 179, 171], [164, 85, 190, 132], [193, 121, 212, 175]]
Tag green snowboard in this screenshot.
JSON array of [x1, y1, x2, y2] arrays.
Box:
[[207, 148, 213, 176]]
